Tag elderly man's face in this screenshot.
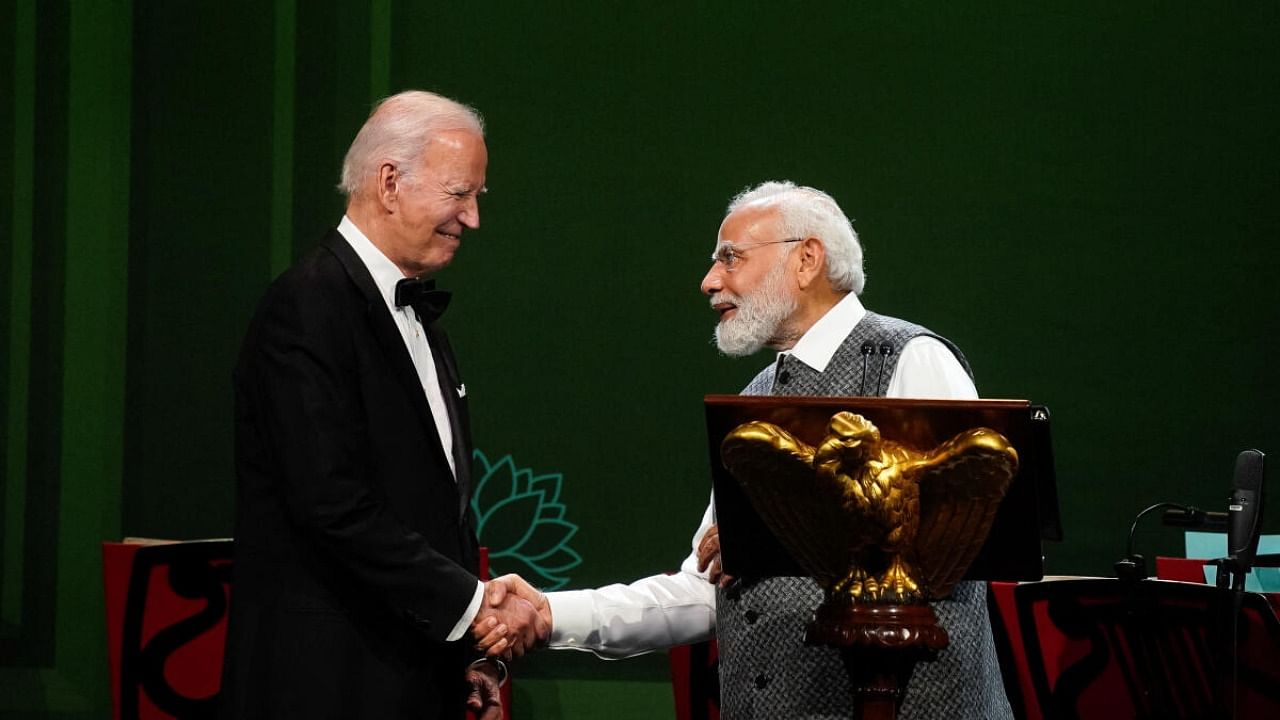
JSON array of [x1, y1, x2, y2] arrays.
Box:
[[701, 206, 799, 355], [386, 129, 487, 276]]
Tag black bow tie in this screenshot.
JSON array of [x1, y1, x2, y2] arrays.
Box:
[[394, 277, 452, 324]]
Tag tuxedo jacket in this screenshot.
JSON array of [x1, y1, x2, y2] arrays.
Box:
[[221, 230, 480, 719]]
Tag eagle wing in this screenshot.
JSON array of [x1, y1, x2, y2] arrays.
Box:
[[906, 428, 1018, 599], [720, 421, 852, 587]]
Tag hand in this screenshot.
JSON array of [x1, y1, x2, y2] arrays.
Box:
[[471, 575, 550, 659], [697, 524, 734, 588], [486, 573, 553, 632], [465, 661, 503, 720], [471, 612, 509, 656]]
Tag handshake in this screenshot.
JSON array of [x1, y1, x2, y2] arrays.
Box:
[[469, 574, 553, 659]]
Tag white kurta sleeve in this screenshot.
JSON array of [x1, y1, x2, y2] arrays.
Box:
[[886, 335, 978, 400], [544, 496, 718, 658]]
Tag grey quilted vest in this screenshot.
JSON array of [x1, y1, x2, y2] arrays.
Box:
[[717, 310, 1013, 720]]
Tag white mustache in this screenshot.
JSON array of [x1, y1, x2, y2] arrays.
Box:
[[709, 292, 739, 308]]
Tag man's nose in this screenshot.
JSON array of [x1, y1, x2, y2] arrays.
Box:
[[459, 197, 480, 229], [700, 265, 723, 296]]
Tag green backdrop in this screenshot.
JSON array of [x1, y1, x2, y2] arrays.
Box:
[[3, 1, 1278, 717]]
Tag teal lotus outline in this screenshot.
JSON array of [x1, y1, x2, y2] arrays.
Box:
[[470, 449, 582, 590]]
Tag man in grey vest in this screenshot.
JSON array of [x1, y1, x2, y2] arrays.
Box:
[[491, 181, 1013, 719]]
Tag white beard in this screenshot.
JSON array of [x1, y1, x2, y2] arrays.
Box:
[[711, 262, 798, 356]]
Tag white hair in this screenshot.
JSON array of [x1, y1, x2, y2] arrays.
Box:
[[726, 181, 865, 294], [338, 90, 485, 198]]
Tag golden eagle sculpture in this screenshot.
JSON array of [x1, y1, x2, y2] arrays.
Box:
[[720, 411, 1018, 604]]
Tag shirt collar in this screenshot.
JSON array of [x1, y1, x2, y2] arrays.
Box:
[[337, 215, 407, 312], [783, 292, 866, 373]]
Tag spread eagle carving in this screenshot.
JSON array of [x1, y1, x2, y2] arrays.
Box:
[[720, 411, 1018, 603]]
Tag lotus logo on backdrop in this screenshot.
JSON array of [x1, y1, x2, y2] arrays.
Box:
[[470, 449, 582, 590]]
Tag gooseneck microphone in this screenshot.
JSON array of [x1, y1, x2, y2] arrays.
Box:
[[874, 343, 894, 395], [1161, 506, 1228, 531], [1226, 449, 1266, 588], [858, 343, 874, 394]]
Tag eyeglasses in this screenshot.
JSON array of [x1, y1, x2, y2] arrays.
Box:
[[709, 238, 802, 272]]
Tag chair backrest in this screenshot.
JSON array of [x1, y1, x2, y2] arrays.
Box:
[[669, 639, 720, 720], [1155, 556, 1215, 584], [102, 540, 234, 720], [1010, 578, 1280, 719], [104, 542, 509, 720], [987, 581, 1040, 720]]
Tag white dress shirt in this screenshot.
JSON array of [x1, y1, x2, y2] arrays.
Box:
[[337, 216, 484, 642], [545, 293, 976, 657]]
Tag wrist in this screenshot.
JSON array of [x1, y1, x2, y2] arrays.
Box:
[[469, 657, 508, 686]]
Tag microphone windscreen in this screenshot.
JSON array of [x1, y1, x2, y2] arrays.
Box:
[[1227, 449, 1265, 567], [1234, 450, 1265, 493]]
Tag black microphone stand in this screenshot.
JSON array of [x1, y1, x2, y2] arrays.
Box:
[[1123, 503, 1278, 720], [1115, 501, 1214, 581], [1209, 551, 1278, 720]]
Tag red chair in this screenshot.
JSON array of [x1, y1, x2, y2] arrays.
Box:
[[1155, 556, 1214, 584], [1000, 578, 1280, 719], [669, 639, 720, 720], [103, 541, 510, 720], [988, 581, 1041, 720], [102, 540, 233, 720], [1155, 556, 1280, 616]]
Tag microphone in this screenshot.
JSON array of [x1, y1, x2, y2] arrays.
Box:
[[1161, 506, 1228, 531], [1226, 449, 1266, 580], [874, 343, 894, 395], [858, 343, 874, 394]]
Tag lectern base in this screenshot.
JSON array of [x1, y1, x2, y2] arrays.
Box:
[[805, 602, 949, 720]]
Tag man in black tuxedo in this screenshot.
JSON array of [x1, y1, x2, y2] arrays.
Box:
[[222, 90, 544, 720]]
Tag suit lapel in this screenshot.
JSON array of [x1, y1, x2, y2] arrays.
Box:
[[424, 322, 473, 514], [321, 232, 451, 470]]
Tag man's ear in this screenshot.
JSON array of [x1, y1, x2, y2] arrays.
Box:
[[376, 162, 400, 212], [795, 237, 827, 290]]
